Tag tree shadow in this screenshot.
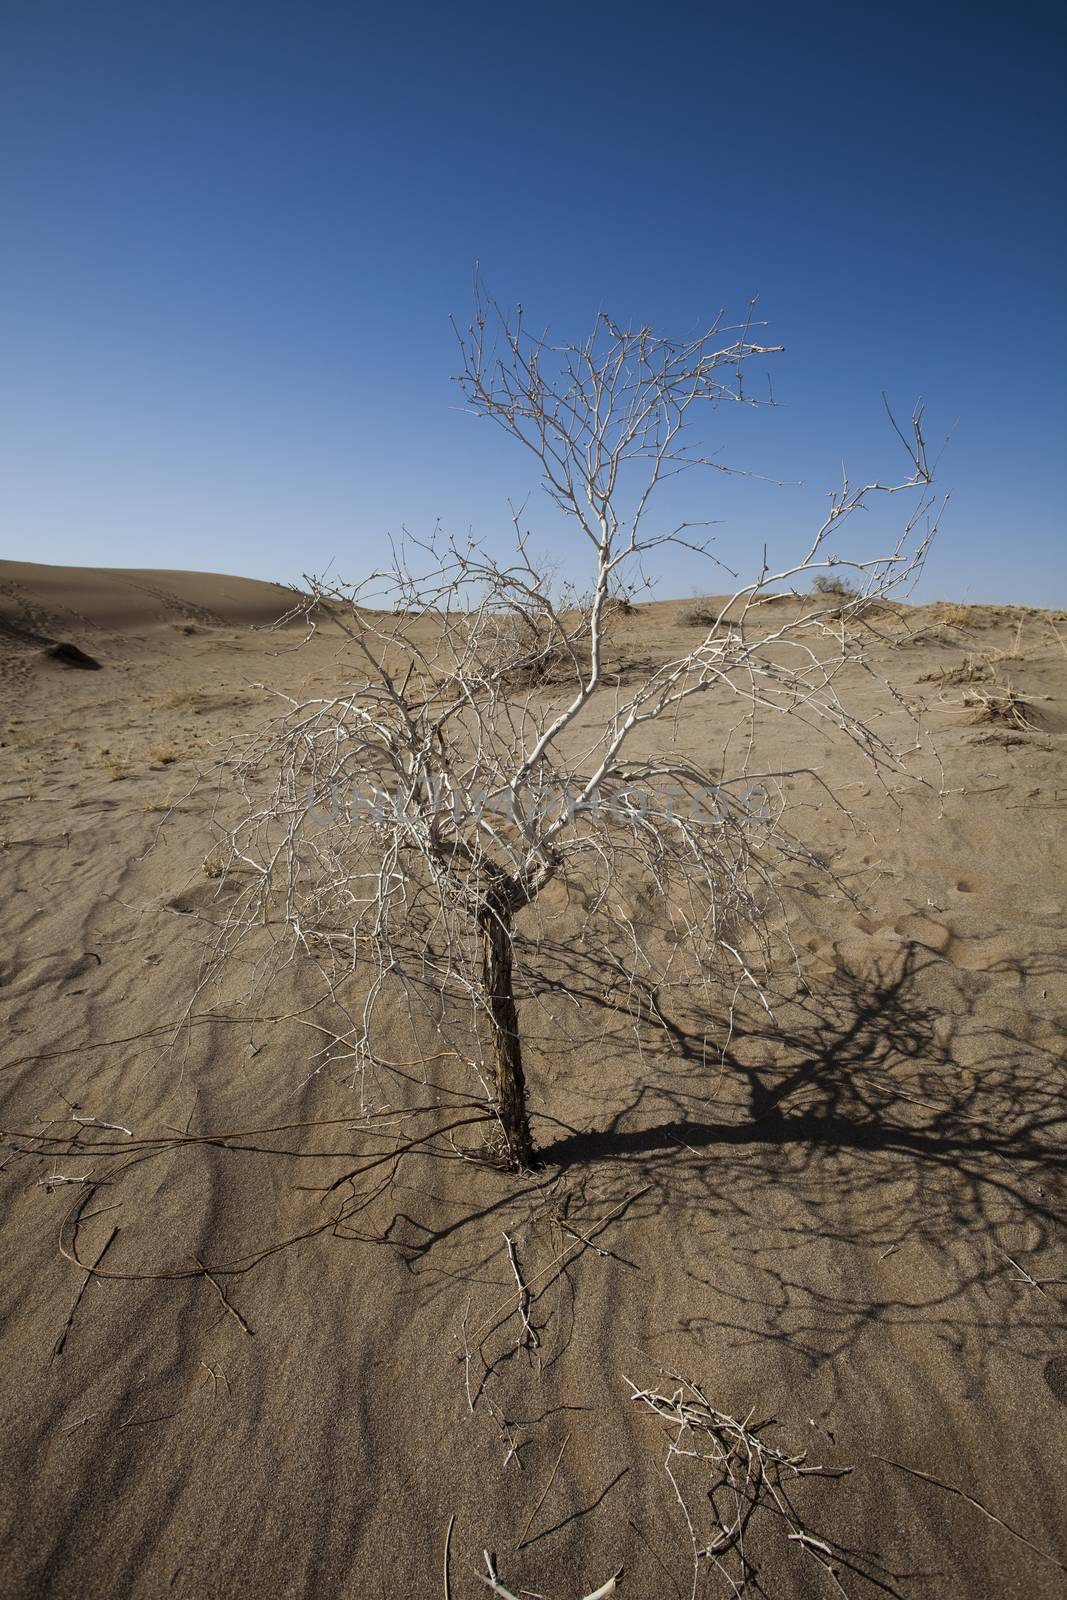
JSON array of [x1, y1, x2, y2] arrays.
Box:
[[520, 942, 1067, 1382]]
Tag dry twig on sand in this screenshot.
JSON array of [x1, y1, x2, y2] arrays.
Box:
[[465, 1188, 650, 1352], [442, 1512, 456, 1600], [51, 1224, 118, 1361], [478, 1550, 622, 1598], [517, 1433, 570, 1548], [872, 1456, 1067, 1575], [195, 1253, 255, 1336], [995, 1244, 1067, 1297], [502, 1231, 539, 1351], [626, 1373, 854, 1598]]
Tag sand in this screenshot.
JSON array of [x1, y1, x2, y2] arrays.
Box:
[[1, 561, 1065, 1599]]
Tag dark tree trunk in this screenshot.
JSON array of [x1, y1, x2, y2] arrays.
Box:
[[478, 882, 535, 1169]]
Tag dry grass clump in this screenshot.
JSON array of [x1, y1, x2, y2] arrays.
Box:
[[149, 745, 178, 765], [161, 687, 211, 712], [931, 602, 972, 627], [946, 659, 1054, 743], [960, 683, 1040, 731], [202, 846, 228, 879], [996, 617, 1027, 660], [920, 653, 990, 687], [98, 749, 126, 781]]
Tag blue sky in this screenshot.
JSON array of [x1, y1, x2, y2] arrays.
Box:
[[2, 1, 1064, 603]]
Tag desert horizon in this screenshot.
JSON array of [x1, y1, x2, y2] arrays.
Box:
[[4, 554, 1065, 618]]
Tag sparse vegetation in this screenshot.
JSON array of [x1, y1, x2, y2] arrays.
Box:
[[162, 687, 211, 712], [920, 654, 990, 687], [932, 602, 972, 627], [99, 748, 127, 781], [812, 572, 860, 598], [681, 598, 732, 629], [202, 846, 227, 878]]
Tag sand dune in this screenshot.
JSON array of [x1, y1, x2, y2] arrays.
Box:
[[0, 559, 299, 637], [1, 564, 1065, 1598]]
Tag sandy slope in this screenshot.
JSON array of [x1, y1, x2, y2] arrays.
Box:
[[0, 560, 300, 635], [1, 564, 1065, 1600]]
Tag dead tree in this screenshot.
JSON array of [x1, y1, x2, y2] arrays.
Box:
[[215, 291, 939, 1169]]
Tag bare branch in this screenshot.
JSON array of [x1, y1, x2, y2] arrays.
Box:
[[202, 292, 939, 1170]]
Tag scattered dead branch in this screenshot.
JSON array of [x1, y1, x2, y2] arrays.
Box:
[[626, 1372, 854, 1598], [996, 1245, 1067, 1297], [478, 1550, 622, 1598], [37, 1173, 99, 1192], [502, 1232, 539, 1351], [195, 1253, 255, 1336], [959, 684, 1041, 730], [442, 1512, 456, 1600], [71, 1112, 133, 1137], [517, 1433, 571, 1548], [51, 1224, 118, 1361], [465, 1188, 650, 1352]]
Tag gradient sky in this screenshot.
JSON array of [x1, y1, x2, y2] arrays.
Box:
[[2, 1, 1064, 603]]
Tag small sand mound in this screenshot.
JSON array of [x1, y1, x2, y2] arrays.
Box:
[[44, 641, 102, 670]]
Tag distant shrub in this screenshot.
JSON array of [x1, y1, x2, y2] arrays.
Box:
[[931, 603, 971, 627], [682, 598, 743, 631], [812, 573, 859, 598]]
